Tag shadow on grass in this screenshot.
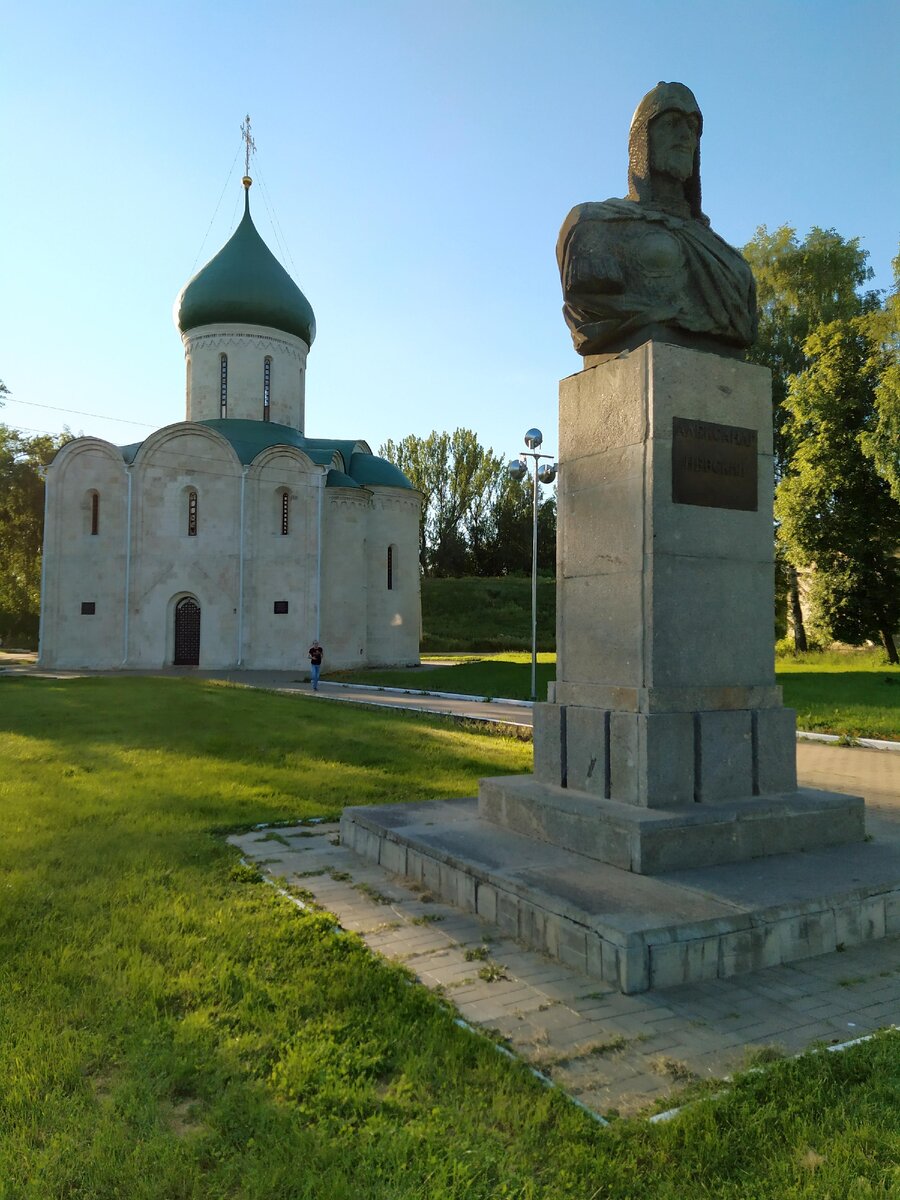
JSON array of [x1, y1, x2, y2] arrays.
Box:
[[0, 675, 532, 820]]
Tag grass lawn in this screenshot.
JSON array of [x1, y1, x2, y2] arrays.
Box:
[[776, 649, 900, 740], [2, 675, 900, 1198], [331, 649, 900, 740]]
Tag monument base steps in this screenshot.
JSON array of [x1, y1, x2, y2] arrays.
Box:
[[478, 775, 864, 873], [340, 794, 899, 994]]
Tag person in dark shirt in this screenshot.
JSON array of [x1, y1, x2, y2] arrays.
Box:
[[308, 641, 323, 691]]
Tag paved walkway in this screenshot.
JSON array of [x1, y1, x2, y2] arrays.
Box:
[[6, 652, 899, 1117], [205, 668, 897, 1118], [231, 817, 900, 1120]]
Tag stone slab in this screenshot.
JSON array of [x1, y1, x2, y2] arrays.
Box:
[[695, 709, 753, 802], [341, 795, 900, 994], [754, 706, 798, 794], [476, 774, 864, 872], [533, 702, 566, 786], [565, 705, 608, 796], [609, 710, 694, 806], [553, 681, 784, 714]]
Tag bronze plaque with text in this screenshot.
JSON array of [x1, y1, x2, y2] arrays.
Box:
[[671, 417, 757, 511]]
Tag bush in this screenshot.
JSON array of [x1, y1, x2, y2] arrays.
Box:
[[775, 635, 831, 657]]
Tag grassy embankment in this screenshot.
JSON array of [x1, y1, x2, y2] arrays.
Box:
[[420, 576, 555, 652], [3, 674, 900, 1197]]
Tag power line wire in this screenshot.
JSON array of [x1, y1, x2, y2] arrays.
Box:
[[189, 146, 242, 276], [254, 156, 301, 282], [6, 399, 158, 428]]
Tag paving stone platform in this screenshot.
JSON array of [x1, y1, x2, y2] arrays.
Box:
[[229, 820, 900, 1119], [341, 794, 900, 992]]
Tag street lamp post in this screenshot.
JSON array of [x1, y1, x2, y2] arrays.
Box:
[[508, 429, 557, 702]]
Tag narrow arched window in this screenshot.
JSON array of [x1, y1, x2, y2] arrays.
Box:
[[187, 489, 198, 536], [219, 354, 228, 418], [90, 491, 99, 535], [263, 357, 272, 422], [281, 489, 290, 535], [387, 545, 394, 590]]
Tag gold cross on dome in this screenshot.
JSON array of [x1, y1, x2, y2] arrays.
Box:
[[240, 114, 256, 178]]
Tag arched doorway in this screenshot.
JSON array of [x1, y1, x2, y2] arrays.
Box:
[[174, 597, 201, 665]]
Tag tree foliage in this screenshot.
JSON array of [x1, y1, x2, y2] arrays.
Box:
[[0, 421, 72, 644], [859, 251, 900, 503], [744, 224, 878, 474], [744, 226, 899, 655], [379, 428, 556, 577], [774, 318, 900, 662]]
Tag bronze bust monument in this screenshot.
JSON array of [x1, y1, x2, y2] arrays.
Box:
[[557, 82, 757, 358]]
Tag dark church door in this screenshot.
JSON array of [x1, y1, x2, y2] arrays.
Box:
[[174, 598, 200, 665]]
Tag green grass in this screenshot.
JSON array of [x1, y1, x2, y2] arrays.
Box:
[[777, 648, 900, 740], [329, 648, 900, 739], [421, 576, 555, 652], [3, 676, 900, 1197], [328, 651, 557, 700]]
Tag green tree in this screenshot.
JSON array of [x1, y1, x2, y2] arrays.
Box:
[[481, 473, 531, 575], [744, 225, 878, 437], [859, 251, 900, 502], [0, 422, 72, 645], [537, 490, 557, 574], [378, 431, 435, 571], [744, 225, 879, 648], [379, 429, 502, 576], [774, 319, 900, 663], [478, 473, 556, 577]]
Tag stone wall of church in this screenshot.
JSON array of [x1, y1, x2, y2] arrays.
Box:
[[41, 428, 422, 673], [241, 448, 322, 669], [40, 439, 128, 668], [183, 323, 309, 430], [365, 488, 422, 666], [319, 488, 371, 669], [126, 425, 243, 667]]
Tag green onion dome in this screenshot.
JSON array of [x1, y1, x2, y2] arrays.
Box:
[[175, 187, 316, 346]]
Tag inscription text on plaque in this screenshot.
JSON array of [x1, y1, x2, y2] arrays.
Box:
[[671, 417, 758, 511]]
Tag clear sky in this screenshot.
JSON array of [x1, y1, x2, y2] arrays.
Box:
[[3, 0, 898, 466]]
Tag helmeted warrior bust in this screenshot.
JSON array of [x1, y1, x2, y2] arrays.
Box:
[[556, 82, 757, 358]]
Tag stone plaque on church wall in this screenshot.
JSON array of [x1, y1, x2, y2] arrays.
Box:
[[671, 417, 758, 511]]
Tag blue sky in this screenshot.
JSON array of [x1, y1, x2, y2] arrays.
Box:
[[4, 0, 898, 465]]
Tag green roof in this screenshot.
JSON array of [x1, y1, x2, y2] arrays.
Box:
[[326, 468, 360, 489], [118, 419, 414, 491], [349, 452, 416, 489], [175, 192, 316, 345]]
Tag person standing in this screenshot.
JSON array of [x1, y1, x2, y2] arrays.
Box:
[[308, 640, 323, 691]]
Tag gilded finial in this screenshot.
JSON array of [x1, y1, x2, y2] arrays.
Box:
[[240, 114, 256, 188]]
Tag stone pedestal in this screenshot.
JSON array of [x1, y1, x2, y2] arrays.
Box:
[[485, 342, 863, 869], [342, 341, 877, 992]]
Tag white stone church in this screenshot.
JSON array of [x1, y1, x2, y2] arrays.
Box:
[[39, 180, 421, 671]]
